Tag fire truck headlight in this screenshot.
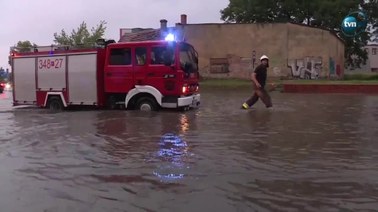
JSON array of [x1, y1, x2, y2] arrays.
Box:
[[5, 83, 11, 89], [182, 85, 188, 93], [165, 33, 175, 42]]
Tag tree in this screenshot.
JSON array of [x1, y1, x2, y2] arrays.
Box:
[[220, 0, 322, 25], [53, 21, 107, 48], [15, 40, 37, 53], [360, 0, 378, 42], [220, 0, 378, 68], [0, 67, 6, 82], [0, 67, 5, 77]]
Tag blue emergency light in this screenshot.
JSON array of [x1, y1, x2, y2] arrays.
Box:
[[164, 33, 175, 42]]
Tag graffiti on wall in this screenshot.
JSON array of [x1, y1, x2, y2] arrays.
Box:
[[288, 57, 322, 79], [329, 57, 342, 79], [251, 50, 257, 70]]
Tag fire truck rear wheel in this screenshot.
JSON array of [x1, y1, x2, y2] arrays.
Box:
[[107, 96, 117, 110], [136, 97, 158, 112], [47, 96, 64, 111]]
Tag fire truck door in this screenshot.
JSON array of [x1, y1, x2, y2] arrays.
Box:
[[141, 46, 176, 95], [133, 47, 148, 85], [105, 47, 135, 93]]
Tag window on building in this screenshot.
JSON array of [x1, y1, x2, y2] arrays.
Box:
[[109, 48, 131, 65], [372, 48, 377, 55], [135, 47, 147, 66], [209, 58, 229, 73]]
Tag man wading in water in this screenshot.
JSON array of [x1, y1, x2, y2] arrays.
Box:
[[241, 55, 273, 109]]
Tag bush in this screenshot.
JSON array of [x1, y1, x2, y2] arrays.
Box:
[[343, 74, 378, 81]]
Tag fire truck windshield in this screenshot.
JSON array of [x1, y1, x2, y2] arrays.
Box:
[[179, 43, 198, 73]]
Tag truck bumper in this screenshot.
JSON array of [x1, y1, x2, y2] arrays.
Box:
[[178, 94, 200, 108]]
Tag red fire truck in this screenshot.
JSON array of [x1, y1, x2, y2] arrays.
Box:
[[9, 38, 200, 111]]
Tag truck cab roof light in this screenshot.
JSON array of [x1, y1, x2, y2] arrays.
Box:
[[165, 33, 175, 42]]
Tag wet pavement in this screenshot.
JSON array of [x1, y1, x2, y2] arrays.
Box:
[[1, 88, 378, 212]]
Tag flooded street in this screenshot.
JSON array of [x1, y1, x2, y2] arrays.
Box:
[[1, 88, 378, 212]]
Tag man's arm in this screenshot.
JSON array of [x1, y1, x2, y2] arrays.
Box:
[[251, 72, 261, 88]]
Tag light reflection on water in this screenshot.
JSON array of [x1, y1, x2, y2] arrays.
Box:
[[153, 133, 190, 181]]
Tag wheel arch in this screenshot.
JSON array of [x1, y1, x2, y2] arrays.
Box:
[[125, 86, 162, 109], [44, 92, 67, 107], [127, 92, 158, 109]]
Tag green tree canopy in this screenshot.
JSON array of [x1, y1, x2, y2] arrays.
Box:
[[361, 0, 378, 42], [15, 40, 37, 53], [53, 20, 107, 48], [14, 21, 107, 52], [220, 0, 378, 68]]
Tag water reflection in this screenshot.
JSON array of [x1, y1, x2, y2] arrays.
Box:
[[153, 133, 189, 181], [179, 114, 190, 133], [92, 111, 196, 184]]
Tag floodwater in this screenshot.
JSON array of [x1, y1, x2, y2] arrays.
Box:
[[1, 87, 378, 212]]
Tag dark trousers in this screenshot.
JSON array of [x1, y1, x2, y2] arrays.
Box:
[[246, 83, 273, 108]]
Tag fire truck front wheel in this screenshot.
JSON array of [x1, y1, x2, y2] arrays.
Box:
[[136, 97, 159, 112], [47, 96, 64, 111]]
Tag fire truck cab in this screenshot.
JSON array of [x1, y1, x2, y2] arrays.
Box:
[[9, 38, 200, 111]]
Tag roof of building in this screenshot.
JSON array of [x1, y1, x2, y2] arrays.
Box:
[[179, 21, 345, 44], [119, 29, 162, 42]]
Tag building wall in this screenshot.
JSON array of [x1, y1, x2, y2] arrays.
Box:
[[287, 24, 345, 79], [181, 23, 345, 80], [367, 45, 378, 71]]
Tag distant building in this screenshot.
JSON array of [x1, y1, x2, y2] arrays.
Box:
[[120, 14, 345, 80], [365, 44, 378, 72], [346, 44, 378, 72]]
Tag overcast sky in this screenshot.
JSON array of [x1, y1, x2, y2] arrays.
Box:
[[0, 0, 229, 69]]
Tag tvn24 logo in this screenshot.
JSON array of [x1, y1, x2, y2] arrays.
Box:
[[341, 11, 368, 37]]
